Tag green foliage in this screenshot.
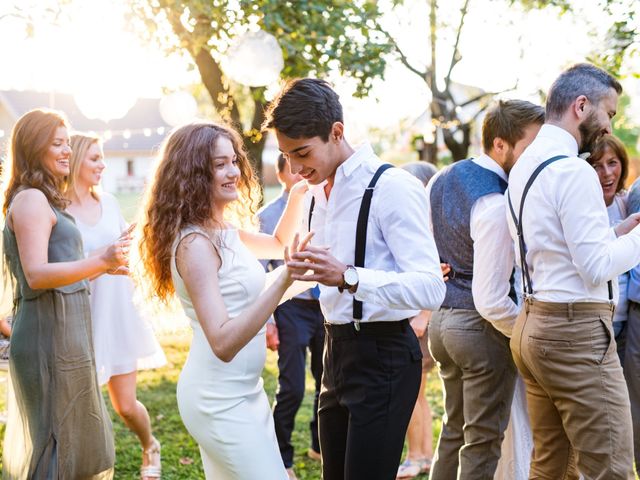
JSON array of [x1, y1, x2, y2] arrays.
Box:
[[612, 94, 640, 157], [128, 1, 390, 101]]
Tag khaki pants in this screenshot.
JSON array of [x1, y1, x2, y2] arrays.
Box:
[[429, 308, 516, 480], [510, 299, 634, 480]]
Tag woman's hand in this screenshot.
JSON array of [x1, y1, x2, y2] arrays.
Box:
[[410, 310, 432, 338], [283, 231, 314, 284], [102, 232, 132, 275], [289, 180, 309, 199]]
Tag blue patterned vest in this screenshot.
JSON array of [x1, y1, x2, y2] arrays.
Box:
[[430, 159, 516, 309]]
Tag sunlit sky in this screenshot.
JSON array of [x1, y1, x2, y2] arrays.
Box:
[[0, 0, 639, 147]]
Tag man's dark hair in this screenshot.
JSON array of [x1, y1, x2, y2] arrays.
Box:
[[276, 153, 286, 173], [262, 78, 343, 141], [482, 99, 545, 152], [546, 63, 622, 121]]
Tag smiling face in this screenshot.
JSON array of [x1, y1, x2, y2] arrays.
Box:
[[275, 126, 343, 186], [211, 136, 241, 209], [578, 88, 618, 154], [41, 126, 72, 178], [591, 145, 623, 206], [77, 141, 106, 188]]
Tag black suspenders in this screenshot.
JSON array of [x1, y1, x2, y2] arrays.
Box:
[[307, 163, 394, 319], [507, 155, 613, 301]]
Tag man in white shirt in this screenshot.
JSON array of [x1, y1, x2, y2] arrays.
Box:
[[263, 78, 446, 480], [507, 63, 640, 479], [426, 100, 544, 480]]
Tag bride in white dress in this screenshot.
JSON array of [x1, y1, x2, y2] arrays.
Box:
[[137, 122, 310, 480]]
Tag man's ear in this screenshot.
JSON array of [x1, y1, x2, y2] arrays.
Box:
[[493, 137, 506, 153], [575, 95, 588, 118], [330, 122, 344, 142]]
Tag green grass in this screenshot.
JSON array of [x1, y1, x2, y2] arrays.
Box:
[[0, 332, 442, 479]]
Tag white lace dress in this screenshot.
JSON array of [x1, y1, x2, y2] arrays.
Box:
[[171, 226, 288, 480], [75, 193, 166, 385]]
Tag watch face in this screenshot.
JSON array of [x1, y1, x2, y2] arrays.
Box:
[[344, 267, 358, 285]]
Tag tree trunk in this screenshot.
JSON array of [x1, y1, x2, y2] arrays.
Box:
[[443, 123, 471, 161]]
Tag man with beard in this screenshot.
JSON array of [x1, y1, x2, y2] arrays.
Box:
[[426, 99, 544, 480], [506, 63, 640, 479]]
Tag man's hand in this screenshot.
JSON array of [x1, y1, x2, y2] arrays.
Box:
[[288, 245, 346, 287], [266, 323, 279, 351], [441, 263, 451, 282], [615, 212, 640, 237], [410, 310, 432, 338]]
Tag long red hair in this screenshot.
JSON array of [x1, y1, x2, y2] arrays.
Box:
[[2, 108, 70, 215], [137, 122, 259, 303]]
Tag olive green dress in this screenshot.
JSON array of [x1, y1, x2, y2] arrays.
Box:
[[2, 206, 114, 480]]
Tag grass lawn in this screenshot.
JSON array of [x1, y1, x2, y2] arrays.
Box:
[[0, 330, 443, 479], [0, 191, 443, 478]]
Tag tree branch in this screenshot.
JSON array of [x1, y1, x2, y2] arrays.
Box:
[[374, 21, 427, 80], [165, 9, 240, 123], [445, 0, 470, 91]]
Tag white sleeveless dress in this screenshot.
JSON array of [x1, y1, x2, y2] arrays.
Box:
[[171, 226, 288, 480], [75, 193, 166, 385]]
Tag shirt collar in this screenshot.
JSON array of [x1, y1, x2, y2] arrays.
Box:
[[338, 143, 374, 178], [474, 153, 508, 182], [537, 124, 579, 156]]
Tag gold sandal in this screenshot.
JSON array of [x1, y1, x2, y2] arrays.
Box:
[[140, 437, 161, 479]]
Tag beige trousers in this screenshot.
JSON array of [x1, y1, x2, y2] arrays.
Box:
[[510, 299, 634, 480]]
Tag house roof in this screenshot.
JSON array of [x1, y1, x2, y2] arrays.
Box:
[[0, 90, 171, 153]]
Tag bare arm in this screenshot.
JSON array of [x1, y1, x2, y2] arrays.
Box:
[[240, 181, 309, 259], [177, 232, 309, 362], [9, 189, 129, 290]]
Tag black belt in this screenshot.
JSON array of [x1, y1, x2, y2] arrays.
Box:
[[290, 298, 320, 306], [448, 269, 473, 281], [325, 319, 409, 338]]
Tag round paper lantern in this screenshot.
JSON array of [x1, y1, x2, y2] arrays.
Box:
[[221, 30, 285, 87], [159, 91, 198, 126], [75, 85, 137, 123]]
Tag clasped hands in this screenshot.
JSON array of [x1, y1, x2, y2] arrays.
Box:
[[284, 232, 347, 287]]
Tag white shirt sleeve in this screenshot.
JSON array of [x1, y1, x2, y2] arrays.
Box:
[[353, 175, 446, 311], [557, 161, 640, 286], [470, 193, 520, 337]]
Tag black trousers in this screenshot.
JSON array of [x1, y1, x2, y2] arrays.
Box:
[[319, 319, 422, 480], [273, 298, 325, 468]]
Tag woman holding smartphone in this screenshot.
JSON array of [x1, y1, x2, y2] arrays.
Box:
[[66, 133, 166, 479]]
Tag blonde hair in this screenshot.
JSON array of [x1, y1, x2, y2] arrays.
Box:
[[137, 122, 260, 303], [2, 108, 70, 215], [67, 133, 102, 200]]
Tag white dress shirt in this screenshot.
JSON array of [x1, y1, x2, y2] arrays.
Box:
[[425, 154, 520, 336], [306, 143, 446, 324], [506, 124, 640, 303]]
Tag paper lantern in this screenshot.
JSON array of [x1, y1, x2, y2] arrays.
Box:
[[159, 91, 198, 126], [221, 30, 285, 87]]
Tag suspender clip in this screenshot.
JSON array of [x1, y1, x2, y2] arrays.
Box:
[[354, 321, 361, 332]]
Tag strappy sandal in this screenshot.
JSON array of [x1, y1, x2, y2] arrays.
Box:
[[140, 437, 161, 479], [396, 457, 431, 479]]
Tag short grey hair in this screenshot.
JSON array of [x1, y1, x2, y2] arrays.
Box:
[[546, 63, 622, 121], [401, 161, 438, 187]]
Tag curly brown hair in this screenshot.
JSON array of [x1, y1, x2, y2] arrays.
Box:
[[137, 122, 260, 303], [2, 109, 70, 216]]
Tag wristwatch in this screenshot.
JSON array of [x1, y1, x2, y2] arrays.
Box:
[[339, 265, 359, 292]]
